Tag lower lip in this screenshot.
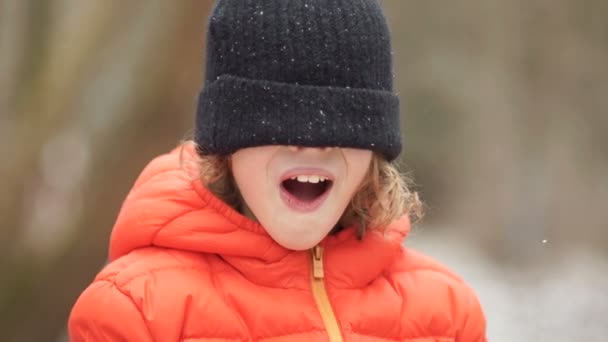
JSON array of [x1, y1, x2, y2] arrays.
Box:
[[279, 183, 332, 213]]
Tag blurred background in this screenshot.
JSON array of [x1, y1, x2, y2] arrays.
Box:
[[1, 0, 606, 341]]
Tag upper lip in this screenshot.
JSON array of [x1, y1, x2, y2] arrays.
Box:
[[279, 167, 335, 183]]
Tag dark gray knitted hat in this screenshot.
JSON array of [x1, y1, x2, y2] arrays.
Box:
[[195, 0, 402, 160]]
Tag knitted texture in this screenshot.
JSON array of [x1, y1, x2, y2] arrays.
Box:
[[195, 0, 402, 160]]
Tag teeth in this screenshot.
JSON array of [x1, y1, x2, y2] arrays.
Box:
[[292, 175, 328, 183]]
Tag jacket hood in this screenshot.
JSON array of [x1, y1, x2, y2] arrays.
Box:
[[109, 145, 411, 288]]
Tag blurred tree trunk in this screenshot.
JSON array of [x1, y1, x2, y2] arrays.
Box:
[[0, 1, 213, 341]]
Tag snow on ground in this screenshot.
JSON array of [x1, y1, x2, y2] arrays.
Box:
[[407, 228, 608, 342]]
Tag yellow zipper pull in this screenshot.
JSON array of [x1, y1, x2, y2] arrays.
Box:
[[312, 245, 324, 279]]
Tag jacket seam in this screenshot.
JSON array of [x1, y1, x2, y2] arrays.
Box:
[[350, 330, 453, 341], [100, 258, 311, 292], [181, 338, 239, 341], [100, 264, 216, 286], [390, 267, 465, 284], [150, 205, 202, 245], [182, 327, 325, 341], [98, 279, 155, 341]]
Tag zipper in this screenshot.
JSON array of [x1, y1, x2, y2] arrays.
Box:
[[311, 245, 343, 342]]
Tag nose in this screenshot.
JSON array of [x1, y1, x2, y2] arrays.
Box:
[[287, 145, 333, 153]]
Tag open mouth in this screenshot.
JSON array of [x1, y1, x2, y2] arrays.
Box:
[[280, 174, 334, 212], [282, 176, 333, 201]]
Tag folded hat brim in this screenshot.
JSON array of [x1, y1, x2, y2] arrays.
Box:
[[195, 75, 402, 161]]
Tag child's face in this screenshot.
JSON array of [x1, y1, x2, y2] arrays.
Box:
[[231, 146, 372, 250]]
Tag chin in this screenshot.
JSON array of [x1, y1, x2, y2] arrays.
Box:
[[266, 220, 332, 251], [276, 239, 317, 251]]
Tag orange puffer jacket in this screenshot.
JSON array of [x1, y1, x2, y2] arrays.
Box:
[[69, 147, 487, 342]]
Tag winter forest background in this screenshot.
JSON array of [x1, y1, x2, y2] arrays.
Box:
[[1, 1, 607, 341]]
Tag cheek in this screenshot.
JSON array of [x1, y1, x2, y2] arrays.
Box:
[[231, 147, 280, 217], [232, 157, 266, 198], [233, 170, 258, 195], [344, 150, 373, 188]]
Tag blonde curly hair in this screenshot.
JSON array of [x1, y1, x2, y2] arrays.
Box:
[[181, 141, 423, 238]]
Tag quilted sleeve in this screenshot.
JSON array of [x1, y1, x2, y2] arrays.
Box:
[[69, 279, 153, 342], [454, 282, 488, 342]]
